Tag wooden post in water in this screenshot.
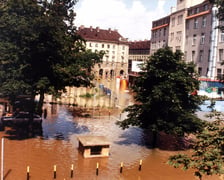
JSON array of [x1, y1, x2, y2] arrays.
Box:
[[70, 164, 74, 178], [53, 165, 57, 179], [1, 138, 4, 180], [96, 162, 99, 176], [26, 166, 30, 180], [120, 162, 123, 173], [139, 160, 142, 171]]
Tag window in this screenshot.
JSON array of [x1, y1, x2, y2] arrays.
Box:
[[195, 7, 199, 14], [95, 43, 98, 47], [192, 51, 195, 62], [157, 41, 160, 48], [162, 40, 166, 47], [199, 50, 203, 62], [198, 67, 202, 76], [171, 17, 175, 26], [107, 44, 110, 48], [202, 16, 207, 27], [219, 49, 224, 62], [176, 31, 182, 42], [208, 50, 211, 62], [220, 31, 224, 42], [210, 31, 212, 42], [159, 29, 161, 37], [194, 18, 198, 29], [102, 44, 104, 48], [217, 69, 222, 79], [89, 43, 92, 47], [186, 36, 188, 45], [90, 146, 102, 155], [177, 15, 183, 25], [200, 33, 205, 44], [170, 32, 174, 42], [164, 28, 167, 36], [184, 51, 187, 61], [203, 4, 208, 11], [186, 21, 189, 29], [192, 34, 197, 45]]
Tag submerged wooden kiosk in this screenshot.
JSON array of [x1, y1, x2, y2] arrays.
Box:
[[78, 136, 110, 158]]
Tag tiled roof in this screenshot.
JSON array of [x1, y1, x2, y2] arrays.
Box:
[[129, 40, 151, 50], [77, 26, 127, 44]]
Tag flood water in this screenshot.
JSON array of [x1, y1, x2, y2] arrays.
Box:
[[0, 80, 221, 180]]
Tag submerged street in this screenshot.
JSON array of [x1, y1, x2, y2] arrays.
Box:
[[0, 85, 220, 180]]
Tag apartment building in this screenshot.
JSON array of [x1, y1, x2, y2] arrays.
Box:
[[151, 16, 170, 54], [128, 40, 150, 85], [151, 0, 223, 79], [216, 20, 224, 79], [185, 1, 213, 76], [77, 26, 129, 79]]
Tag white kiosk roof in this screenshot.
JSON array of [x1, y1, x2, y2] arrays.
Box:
[[78, 136, 110, 146]]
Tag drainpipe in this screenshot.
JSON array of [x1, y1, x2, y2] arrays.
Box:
[[207, 6, 219, 80]]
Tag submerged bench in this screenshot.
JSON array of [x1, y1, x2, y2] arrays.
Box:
[[78, 136, 110, 158]]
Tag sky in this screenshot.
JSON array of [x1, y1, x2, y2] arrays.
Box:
[[73, 0, 176, 41]]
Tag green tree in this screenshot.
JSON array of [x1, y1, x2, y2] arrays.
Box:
[[0, 0, 104, 114], [117, 47, 204, 147], [168, 112, 224, 180]]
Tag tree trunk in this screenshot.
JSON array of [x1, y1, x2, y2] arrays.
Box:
[[37, 90, 45, 116], [27, 93, 36, 136], [152, 131, 157, 148]]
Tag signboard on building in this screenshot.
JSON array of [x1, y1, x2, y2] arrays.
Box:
[[131, 61, 143, 72]]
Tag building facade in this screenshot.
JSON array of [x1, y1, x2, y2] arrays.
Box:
[[77, 26, 129, 79], [185, 1, 213, 77], [151, 16, 170, 54], [128, 40, 150, 85], [151, 0, 223, 79]]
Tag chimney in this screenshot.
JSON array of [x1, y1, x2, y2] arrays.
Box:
[[79, 25, 84, 30], [108, 28, 111, 33], [96, 26, 100, 32], [90, 26, 93, 31]]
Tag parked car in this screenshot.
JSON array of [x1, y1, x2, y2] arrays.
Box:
[[1, 112, 42, 126]]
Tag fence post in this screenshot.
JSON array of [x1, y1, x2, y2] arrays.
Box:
[[139, 160, 142, 171], [120, 162, 123, 173], [1, 138, 4, 180], [70, 164, 74, 178], [96, 162, 99, 176], [26, 166, 30, 180], [53, 165, 57, 179]]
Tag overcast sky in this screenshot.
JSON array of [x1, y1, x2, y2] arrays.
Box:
[[74, 0, 176, 41]]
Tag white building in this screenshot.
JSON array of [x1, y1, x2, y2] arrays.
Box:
[[78, 26, 129, 79]]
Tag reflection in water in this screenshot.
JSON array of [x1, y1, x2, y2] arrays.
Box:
[[42, 107, 89, 140]]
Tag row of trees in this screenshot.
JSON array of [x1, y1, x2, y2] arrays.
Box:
[[0, 0, 104, 114]]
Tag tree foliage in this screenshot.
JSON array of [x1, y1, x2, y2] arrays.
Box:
[[117, 47, 204, 140], [168, 111, 224, 180], [0, 0, 104, 112]]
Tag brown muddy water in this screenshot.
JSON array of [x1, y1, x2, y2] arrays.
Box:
[[0, 105, 220, 180]]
